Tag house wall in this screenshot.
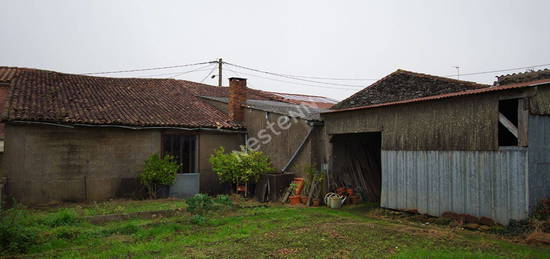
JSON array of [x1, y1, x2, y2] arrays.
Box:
[[3, 123, 244, 204], [202, 98, 325, 175], [198, 132, 244, 194], [243, 108, 321, 176], [3, 124, 161, 204]]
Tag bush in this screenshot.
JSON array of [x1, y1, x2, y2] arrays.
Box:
[[186, 194, 215, 216], [209, 146, 273, 186], [213, 195, 233, 208], [138, 154, 180, 199], [190, 215, 209, 226], [42, 209, 80, 227], [0, 208, 38, 254]]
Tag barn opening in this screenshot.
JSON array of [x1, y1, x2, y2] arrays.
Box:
[[330, 132, 382, 203], [498, 99, 519, 146]]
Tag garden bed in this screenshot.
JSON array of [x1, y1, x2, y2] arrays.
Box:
[[1, 199, 549, 258]]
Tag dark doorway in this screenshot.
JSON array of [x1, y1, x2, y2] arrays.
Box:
[[331, 132, 382, 203], [162, 134, 197, 174]]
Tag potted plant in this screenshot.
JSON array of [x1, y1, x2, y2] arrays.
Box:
[[138, 153, 180, 199], [209, 146, 274, 197]]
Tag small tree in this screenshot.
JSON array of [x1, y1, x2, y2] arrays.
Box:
[[209, 146, 273, 194], [138, 154, 180, 199]]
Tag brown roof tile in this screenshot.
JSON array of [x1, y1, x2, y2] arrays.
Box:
[[324, 78, 550, 114], [4, 68, 241, 129], [331, 69, 490, 110]]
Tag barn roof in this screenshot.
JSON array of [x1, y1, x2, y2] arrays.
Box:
[[496, 68, 550, 86], [331, 69, 490, 110], [324, 78, 550, 114]]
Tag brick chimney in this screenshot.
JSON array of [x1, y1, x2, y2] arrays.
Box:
[[228, 77, 247, 122]]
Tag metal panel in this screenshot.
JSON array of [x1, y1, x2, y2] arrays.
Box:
[[381, 148, 529, 224], [169, 173, 200, 199], [528, 115, 550, 209]]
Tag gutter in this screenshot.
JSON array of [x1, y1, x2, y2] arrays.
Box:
[[8, 120, 247, 133]]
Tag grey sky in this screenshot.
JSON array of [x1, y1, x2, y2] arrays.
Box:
[[1, 0, 549, 100]]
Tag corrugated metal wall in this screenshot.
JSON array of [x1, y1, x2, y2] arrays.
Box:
[[528, 115, 550, 209], [381, 149, 529, 224]]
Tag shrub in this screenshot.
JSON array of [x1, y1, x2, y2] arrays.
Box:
[[42, 209, 80, 227], [209, 146, 274, 187], [190, 215, 208, 226], [213, 195, 233, 208], [138, 153, 180, 199], [186, 193, 215, 216], [0, 208, 38, 254]]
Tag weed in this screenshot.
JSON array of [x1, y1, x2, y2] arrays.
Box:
[[190, 215, 209, 226], [42, 209, 80, 227], [0, 208, 38, 254]]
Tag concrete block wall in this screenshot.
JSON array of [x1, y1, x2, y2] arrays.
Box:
[[3, 124, 161, 204]]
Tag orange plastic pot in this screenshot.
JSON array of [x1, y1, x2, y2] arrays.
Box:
[[236, 185, 246, 192], [289, 195, 301, 205], [293, 178, 305, 195]]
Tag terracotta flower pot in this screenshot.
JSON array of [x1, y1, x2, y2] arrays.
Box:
[[300, 196, 308, 204], [293, 178, 305, 196], [289, 195, 301, 205], [346, 188, 354, 196], [350, 195, 361, 204], [236, 185, 246, 192]]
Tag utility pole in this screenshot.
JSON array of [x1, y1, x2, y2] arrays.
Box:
[[218, 58, 223, 87]]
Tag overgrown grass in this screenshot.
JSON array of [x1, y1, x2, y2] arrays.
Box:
[[1, 200, 549, 258]]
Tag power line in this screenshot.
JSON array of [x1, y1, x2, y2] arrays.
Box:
[[223, 61, 368, 87], [443, 63, 550, 78], [81, 61, 215, 75], [137, 66, 214, 78], [200, 65, 218, 83], [225, 68, 359, 91], [172, 64, 215, 79]]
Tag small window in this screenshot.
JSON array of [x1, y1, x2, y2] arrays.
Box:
[[162, 134, 197, 174], [498, 99, 519, 146]]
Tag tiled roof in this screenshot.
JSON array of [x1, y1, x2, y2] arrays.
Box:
[[202, 96, 327, 120], [266, 91, 337, 109], [324, 78, 550, 114], [331, 69, 490, 110], [496, 68, 550, 86], [3, 68, 242, 129], [0, 67, 18, 83]]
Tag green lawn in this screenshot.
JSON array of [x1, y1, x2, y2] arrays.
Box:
[[1, 199, 549, 258]]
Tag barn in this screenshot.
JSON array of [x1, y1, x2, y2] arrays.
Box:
[[322, 69, 550, 224]]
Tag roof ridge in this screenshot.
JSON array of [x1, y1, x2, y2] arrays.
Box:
[[497, 68, 550, 79], [395, 69, 490, 87]]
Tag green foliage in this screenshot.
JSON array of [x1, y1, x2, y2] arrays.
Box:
[[209, 146, 274, 185], [42, 209, 80, 227], [213, 195, 233, 208], [190, 215, 209, 226], [0, 208, 38, 254], [186, 194, 233, 225], [138, 153, 180, 199], [186, 193, 215, 216]]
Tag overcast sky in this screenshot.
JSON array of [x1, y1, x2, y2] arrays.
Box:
[[1, 0, 549, 100]]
